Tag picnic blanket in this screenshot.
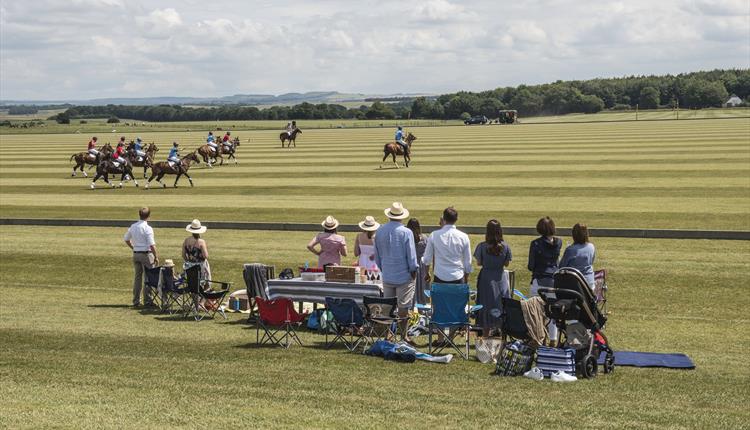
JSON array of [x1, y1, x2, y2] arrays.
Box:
[[598, 351, 695, 369], [365, 340, 453, 364]]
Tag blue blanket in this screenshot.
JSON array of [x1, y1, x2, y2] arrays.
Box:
[[599, 351, 695, 369]]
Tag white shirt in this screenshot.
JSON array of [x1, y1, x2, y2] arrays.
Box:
[[421, 224, 472, 282], [124, 220, 155, 252]]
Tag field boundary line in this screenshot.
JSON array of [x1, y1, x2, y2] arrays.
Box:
[[1, 218, 748, 240]]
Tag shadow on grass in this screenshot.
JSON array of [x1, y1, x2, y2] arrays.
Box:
[[87, 304, 132, 309]]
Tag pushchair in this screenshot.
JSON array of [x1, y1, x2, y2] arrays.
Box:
[[537, 267, 614, 378]]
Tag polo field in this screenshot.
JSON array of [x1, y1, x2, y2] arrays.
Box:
[[1, 116, 748, 428]]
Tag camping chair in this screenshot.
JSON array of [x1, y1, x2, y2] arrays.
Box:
[[255, 296, 307, 349], [144, 266, 163, 308], [324, 297, 365, 351], [594, 269, 608, 314], [243, 263, 274, 323], [184, 265, 231, 321], [361, 296, 404, 350], [160, 266, 189, 314], [500, 297, 532, 345], [426, 283, 482, 360]]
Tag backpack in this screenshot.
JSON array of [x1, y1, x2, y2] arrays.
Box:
[[307, 308, 336, 333]]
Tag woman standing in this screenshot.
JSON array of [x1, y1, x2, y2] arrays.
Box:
[[560, 223, 596, 290], [355, 216, 380, 270], [183, 219, 211, 281], [307, 216, 348, 268], [407, 218, 429, 307], [527, 216, 562, 343], [474, 219, 512, 337]]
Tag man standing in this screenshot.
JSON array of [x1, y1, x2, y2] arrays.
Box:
[[422, 207, 472, 284], [374, 202, 419, 343], [124, 207, 159, 307]]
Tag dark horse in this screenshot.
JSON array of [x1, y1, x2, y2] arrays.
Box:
[[126, 142, 159, 178], [70, 143, 112, 177], [90, 153, 138, 189], [145, 151, 201, 188], [381, 132, 417, 168], [280, 128, 302, 148]]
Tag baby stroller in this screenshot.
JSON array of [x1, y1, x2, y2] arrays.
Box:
[[537, 268, 614, 378]]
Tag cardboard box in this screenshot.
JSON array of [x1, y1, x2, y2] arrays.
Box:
[[325, 266, 357, 283]]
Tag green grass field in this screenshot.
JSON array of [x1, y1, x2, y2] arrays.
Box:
[[1, 117, 749, 428]]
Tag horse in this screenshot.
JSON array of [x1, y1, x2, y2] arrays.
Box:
[[280, 128, 302, 148], [126, 142, 159, 178], [89, 153, 138, 189], [381, 132, 417, 168], [197, 138, 237, 168], [70, 143, 112, 177], [145, 151, 201, 188], [217, 137, 241, 165]]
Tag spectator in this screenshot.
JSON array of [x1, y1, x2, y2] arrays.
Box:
[[560, 223, 596, 290], [124, 207, 159, 307], [307, 216, 347, 267], [374, 202, 418, 343], [406, 218, 429, 306], [528, 216, 562, 343], [183, 219, 211, 281], [355, 215, 380, 270], [474, 219, 512, 337], [422, 207, 472, 284]]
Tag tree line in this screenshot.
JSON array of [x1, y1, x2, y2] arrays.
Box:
[[49, 69, 748, 123]]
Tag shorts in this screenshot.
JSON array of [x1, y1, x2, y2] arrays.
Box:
[[382, 280, 416, 312]]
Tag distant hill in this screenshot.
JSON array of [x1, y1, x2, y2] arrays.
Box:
[[1, 91, 432, 107]]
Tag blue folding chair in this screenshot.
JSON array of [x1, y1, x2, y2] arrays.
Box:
[[324, 297, 365, 352], [427, 283, 482, 360], [143, 266, 162, 308]]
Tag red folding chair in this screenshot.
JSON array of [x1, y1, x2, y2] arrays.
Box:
[[255, 297, 308, 349]]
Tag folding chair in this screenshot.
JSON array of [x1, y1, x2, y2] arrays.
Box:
[[143, 266, 162, 308], [255, 296, 307, 349], [361, 296, 404, 350], [426, 283, 482, 360], [594, 269, 608, 314], [184, 265, 231, 321], [324, 297, 365, 351], [159, 266, 189, 314], [500, 297, 532, 344], [243, 263, 274, 323]]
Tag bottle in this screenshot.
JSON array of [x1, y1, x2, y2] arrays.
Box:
[[354, 267, 361, 284]]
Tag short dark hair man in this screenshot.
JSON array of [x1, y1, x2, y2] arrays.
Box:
[[124, 207, 159, 307]]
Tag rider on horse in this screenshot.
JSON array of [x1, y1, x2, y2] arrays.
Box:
[[395, 126, 409, 156], [87, 136, 99, 159], [221, 131, 233, 152], [113, 142, 127, 166], [206, 131, 219, 154], [284, 120, 297, 138], [133, 137, 146, 161]]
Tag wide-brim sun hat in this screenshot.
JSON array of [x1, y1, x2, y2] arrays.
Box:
[[358, 215, 380, 232], [163, 259, 175, 268], [321, 215, 340, 230], [384, 202, 409, 220], [186, 219, 207, 234]]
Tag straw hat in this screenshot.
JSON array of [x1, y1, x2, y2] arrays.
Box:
[[384, 202, 409, 220], [358, 215, 380, 232], [186, 219, 207, 234], [163, 259, 175, 268], [321, 215, 339, 230]]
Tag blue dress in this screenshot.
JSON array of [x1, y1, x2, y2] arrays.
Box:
[[473, 241, 512, 329]]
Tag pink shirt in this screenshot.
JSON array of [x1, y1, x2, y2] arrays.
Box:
[[311, 232, 346, 267]]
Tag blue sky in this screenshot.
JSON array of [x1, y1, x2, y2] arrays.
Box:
[[1, 0, 748, 100]]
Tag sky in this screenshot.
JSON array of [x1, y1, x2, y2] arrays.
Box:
[[1, 0, 748, 101]]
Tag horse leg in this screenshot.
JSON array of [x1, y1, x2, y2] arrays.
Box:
[[404, 153, 410, 168], [82, 163, 88, 177], [157, 173, 166, 188], [174, 173, 181, 188], [184, 171, 194, 187], [392, 152, 399, 169]]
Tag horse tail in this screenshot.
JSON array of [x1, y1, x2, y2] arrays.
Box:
[[70, 154, 77, 163], [383, 143, 391, 153]]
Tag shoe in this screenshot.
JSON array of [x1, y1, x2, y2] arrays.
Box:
[[550, 370, 577, 382], [523, 367, 544, 381]]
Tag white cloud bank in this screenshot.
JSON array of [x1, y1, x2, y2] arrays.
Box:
[[0, 0, 748, 100]]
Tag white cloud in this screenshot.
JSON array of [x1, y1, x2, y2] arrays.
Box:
[[0, 0, 747, 100]]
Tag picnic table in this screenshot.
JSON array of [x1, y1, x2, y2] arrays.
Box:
[[266, 278, 382, 311]]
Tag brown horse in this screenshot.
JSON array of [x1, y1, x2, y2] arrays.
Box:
[[145, 151, 201, 188], [280, 128, 302, 148], [198, 137, 241, 167], [381, 132, 417, 168], [70, 143, 112, 177], [126, 142, 159, 178], [90, 152, 138, 189]]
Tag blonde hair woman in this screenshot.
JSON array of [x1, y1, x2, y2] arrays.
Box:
[[355, 215, 380, 270]]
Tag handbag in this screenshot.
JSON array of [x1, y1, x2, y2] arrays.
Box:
[[495, 341, 534, 376], [475, 337, 503, 364]]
